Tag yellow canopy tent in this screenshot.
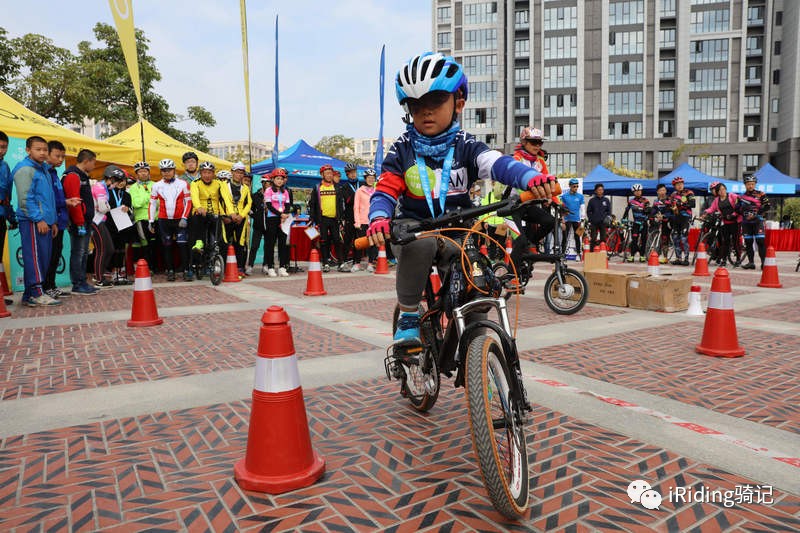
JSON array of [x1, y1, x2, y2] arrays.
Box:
[[105, 119, 232, 178], [0, 90, 137, 172]]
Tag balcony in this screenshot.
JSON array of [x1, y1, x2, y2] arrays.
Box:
[[515, 108, 530, 117], [746, 47, 762, 57], [747, 17, 764, 27], [745, 78, 762, 86]]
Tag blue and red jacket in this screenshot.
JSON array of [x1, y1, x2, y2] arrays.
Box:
[[369, 130, 542, 221], [737, 190, 769, 221]]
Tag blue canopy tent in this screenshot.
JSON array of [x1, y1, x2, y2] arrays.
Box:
[[582, 165, 659, 195], [660, 163, 740, 195], [251, 139, 370, 188], [753, 163, 800, 195]]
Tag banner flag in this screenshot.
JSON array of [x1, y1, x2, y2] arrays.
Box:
[[239, 0, 253, 168], [273, 15, 280, 166], [107, 0, 144, 157], [375, 45, 386, 175]]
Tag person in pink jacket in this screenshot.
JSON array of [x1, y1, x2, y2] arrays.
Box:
[[90, 168, 116, 287], [703, 183, 742, 267], [352, 169, 378, 272]]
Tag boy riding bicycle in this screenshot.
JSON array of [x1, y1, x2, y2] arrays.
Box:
[[367, 52, 552, 345]]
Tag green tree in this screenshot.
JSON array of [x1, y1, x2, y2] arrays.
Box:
[[314, 135, 369, 166], [0, 29, 20, 88]]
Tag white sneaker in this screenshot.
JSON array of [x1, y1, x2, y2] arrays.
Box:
[[261, 266, 269, 275], [267, 268, 278, 277], [367, 263, 375, 272], [245, 266, 253, 276], [350, 264, 361, 273], [278, 267, 289, 277]]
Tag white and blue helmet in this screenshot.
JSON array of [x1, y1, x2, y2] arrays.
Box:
[[395, 52, 468, 106]]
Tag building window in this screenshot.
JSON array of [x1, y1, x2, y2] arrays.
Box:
[[747, 6, 764, 25], [543, 6, 577, 30], [463, 55, 497, 76], [771, 128, 778, 141], [609, 1, 645, 25], [544, 36, 578, 60], [608, 91, 644, 115], [690, 39, 729, 62], [744, 125, 760, 141], [514, 67, 530, 87], [659, 89, 675, 111], [469, 81, 497, 102], [609, 31, 644, 55], [689, 155, 725, 177], [608, 152, 643, 170], [436, 6, 451, 24], [775, 11, 782, 26], [658, 151, 673, 170], [548, 153, 577, 174], [609, 61, 644, 84], [689, 67, 728, 91], [659, 28, 676, 48], [515, 39, 530, 57], [463, 2, 498, 25], [464, 29, 497, 50], [544, 93, 578, 117], [774, 41, 781, 55], [688, 97, 727, 120], [743, 155, 759, 172], [773, 69, 780, 85], [516, 96, 529, 111], [690, 9, 730, 33], [746, 36, 763, 56], [687, 126, 726, 143], [772, 98, 779, 113], [744, 96, 761, 114], [659, 59, 675, 79], [463, 107, 497, 128], [660, 120, 674, 137], [515, 10, 529, 29], [437, 32, 451, 50], [660, 0, 676, 17], [544, 123, 577, 140], [543, 65, 578, 88], [745, 66, 762, 85], [608, 121, 643, 139]]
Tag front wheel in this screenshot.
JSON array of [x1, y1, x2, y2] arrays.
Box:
[[544, 267, 588, 315], [465, 335, 529, 520], [210, 255, 224, 285]]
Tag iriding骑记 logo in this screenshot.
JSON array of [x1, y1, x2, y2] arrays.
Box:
[[627, 480, 774, 510]]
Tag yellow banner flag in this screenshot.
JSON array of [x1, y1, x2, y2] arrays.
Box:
[[108, 0, 143, 117], [239, 0, 253, 166]]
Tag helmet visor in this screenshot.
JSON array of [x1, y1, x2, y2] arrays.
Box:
[[406, 91, 452, 115]]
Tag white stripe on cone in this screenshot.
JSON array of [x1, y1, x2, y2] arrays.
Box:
[[308, 262, 321, 272], [134, 277, 153, 291], [708, 291, 734, 310], [764, 257, 777, 266], [698, 251, 707, 259], [378, 249, 387, 258], [254, 354, 301, 393], [227, 255, 237, 263]]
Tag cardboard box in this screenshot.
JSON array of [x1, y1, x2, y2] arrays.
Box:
[[627, 274, 693, 312], [583, 251, 608, 272], [584, 269, 637, 307]]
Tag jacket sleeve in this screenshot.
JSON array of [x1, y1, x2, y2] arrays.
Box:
[[14, 167, 42, 222], [62, 172, 85, 226], [586, 198, 595, 218], [238, 187, 252, 217], [219, 183, 234, 215], [189, 181, 201, 212], [307, 186, 319, 224], [149, 184, 159, 222], [180, 182, 192, 219]]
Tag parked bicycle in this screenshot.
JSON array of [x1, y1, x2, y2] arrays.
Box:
[[190, 215, 225, 285], [356, 192, 539, 519], [645, 217, 676, 264]]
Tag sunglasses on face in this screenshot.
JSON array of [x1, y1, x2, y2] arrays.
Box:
[[406, 91, 452, 115]]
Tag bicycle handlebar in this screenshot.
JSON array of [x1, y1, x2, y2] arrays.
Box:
[[354, 190, 540, 250]]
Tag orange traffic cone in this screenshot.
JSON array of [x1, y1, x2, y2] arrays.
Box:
[[695, 268, 744, 358], [303, 248, 327, 295], [234, 306, 325, 493], [505, 237, 514, 263], [647, 251, 660, 276], [223, 245, 241, 283], [479, 243, 489, 256], [429, 265, 442, 296], [0, 262, 11, 296], [582, 236, 590, 261], [757, 246, 782, 288], [127, 259, 163, 327], [374, 245, 390, 275], [693, 242, 710, 277]]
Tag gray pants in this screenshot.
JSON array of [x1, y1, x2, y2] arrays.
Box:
[[392, 233, 459, 308]]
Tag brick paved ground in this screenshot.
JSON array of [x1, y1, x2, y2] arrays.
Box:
[[521, 324, 800, 434], [739, 302, 800, 324], [0, 313, 374, 400], [1, 379, 798, 532], [252, 273, 396, 297]]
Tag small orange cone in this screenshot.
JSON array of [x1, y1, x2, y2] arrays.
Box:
[[647, 251, 660, 276], [234, 306, 325, 493], [374, 245, 390, 275], [127, 259, 163, 327], [429, 265, 442, 296], [505, 237, 514, 262], [693, 242, 711, 277], [582, 236, 590, 260], [223, 245, 241, 283], [0, 262, 11, 296], [303, 248, 327, 295], [757, 246, 782, 288], [696, 268, 744, 358], [479, 243, 489, 256]]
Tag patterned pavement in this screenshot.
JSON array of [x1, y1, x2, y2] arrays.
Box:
[[1, 380, 798, 533], [1, 262, 798, 531]]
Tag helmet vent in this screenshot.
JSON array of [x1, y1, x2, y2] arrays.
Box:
[[431, 59, 445, 78], [446, 64, 458, 78], [410, 56, 420, 83]]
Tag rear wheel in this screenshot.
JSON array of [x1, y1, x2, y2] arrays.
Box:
[[465, 334, 529, 519], [210, 255, 224, 285], [606, 230, 620, 257], [391, 304, 440, 412], [544, 267, 588, 315]]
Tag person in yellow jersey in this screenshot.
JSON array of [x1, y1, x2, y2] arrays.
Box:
[[307, 164, 345, 272], [221, 162, 253, 275], [189, 162, 230, 276]]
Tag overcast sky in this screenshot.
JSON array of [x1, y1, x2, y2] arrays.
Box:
[[3, 0, 432, 146]]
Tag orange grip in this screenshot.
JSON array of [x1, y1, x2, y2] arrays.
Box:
[[519, 190, 535, 202], [354, 236, 372, 250]]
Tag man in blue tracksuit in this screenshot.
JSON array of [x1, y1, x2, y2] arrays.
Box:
[[0, 131, 18, 265], [12, 136, 60, 306], [42, 140, 74, 299]]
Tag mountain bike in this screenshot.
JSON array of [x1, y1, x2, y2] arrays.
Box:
[[491, 204, 588, 315], [692, 214, 723, 265], [645, 218, 676, 263], [189, 214, 225, 285], [357, 193, 536, 519]]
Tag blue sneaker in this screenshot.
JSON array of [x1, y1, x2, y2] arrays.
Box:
[[72, 284, 98, 295], [393, 312, 421, 344]]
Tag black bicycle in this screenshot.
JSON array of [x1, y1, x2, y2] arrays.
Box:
[[491, 203, 588, 315], [359, 193, 536, 519], [190, 215, 225, 285]]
